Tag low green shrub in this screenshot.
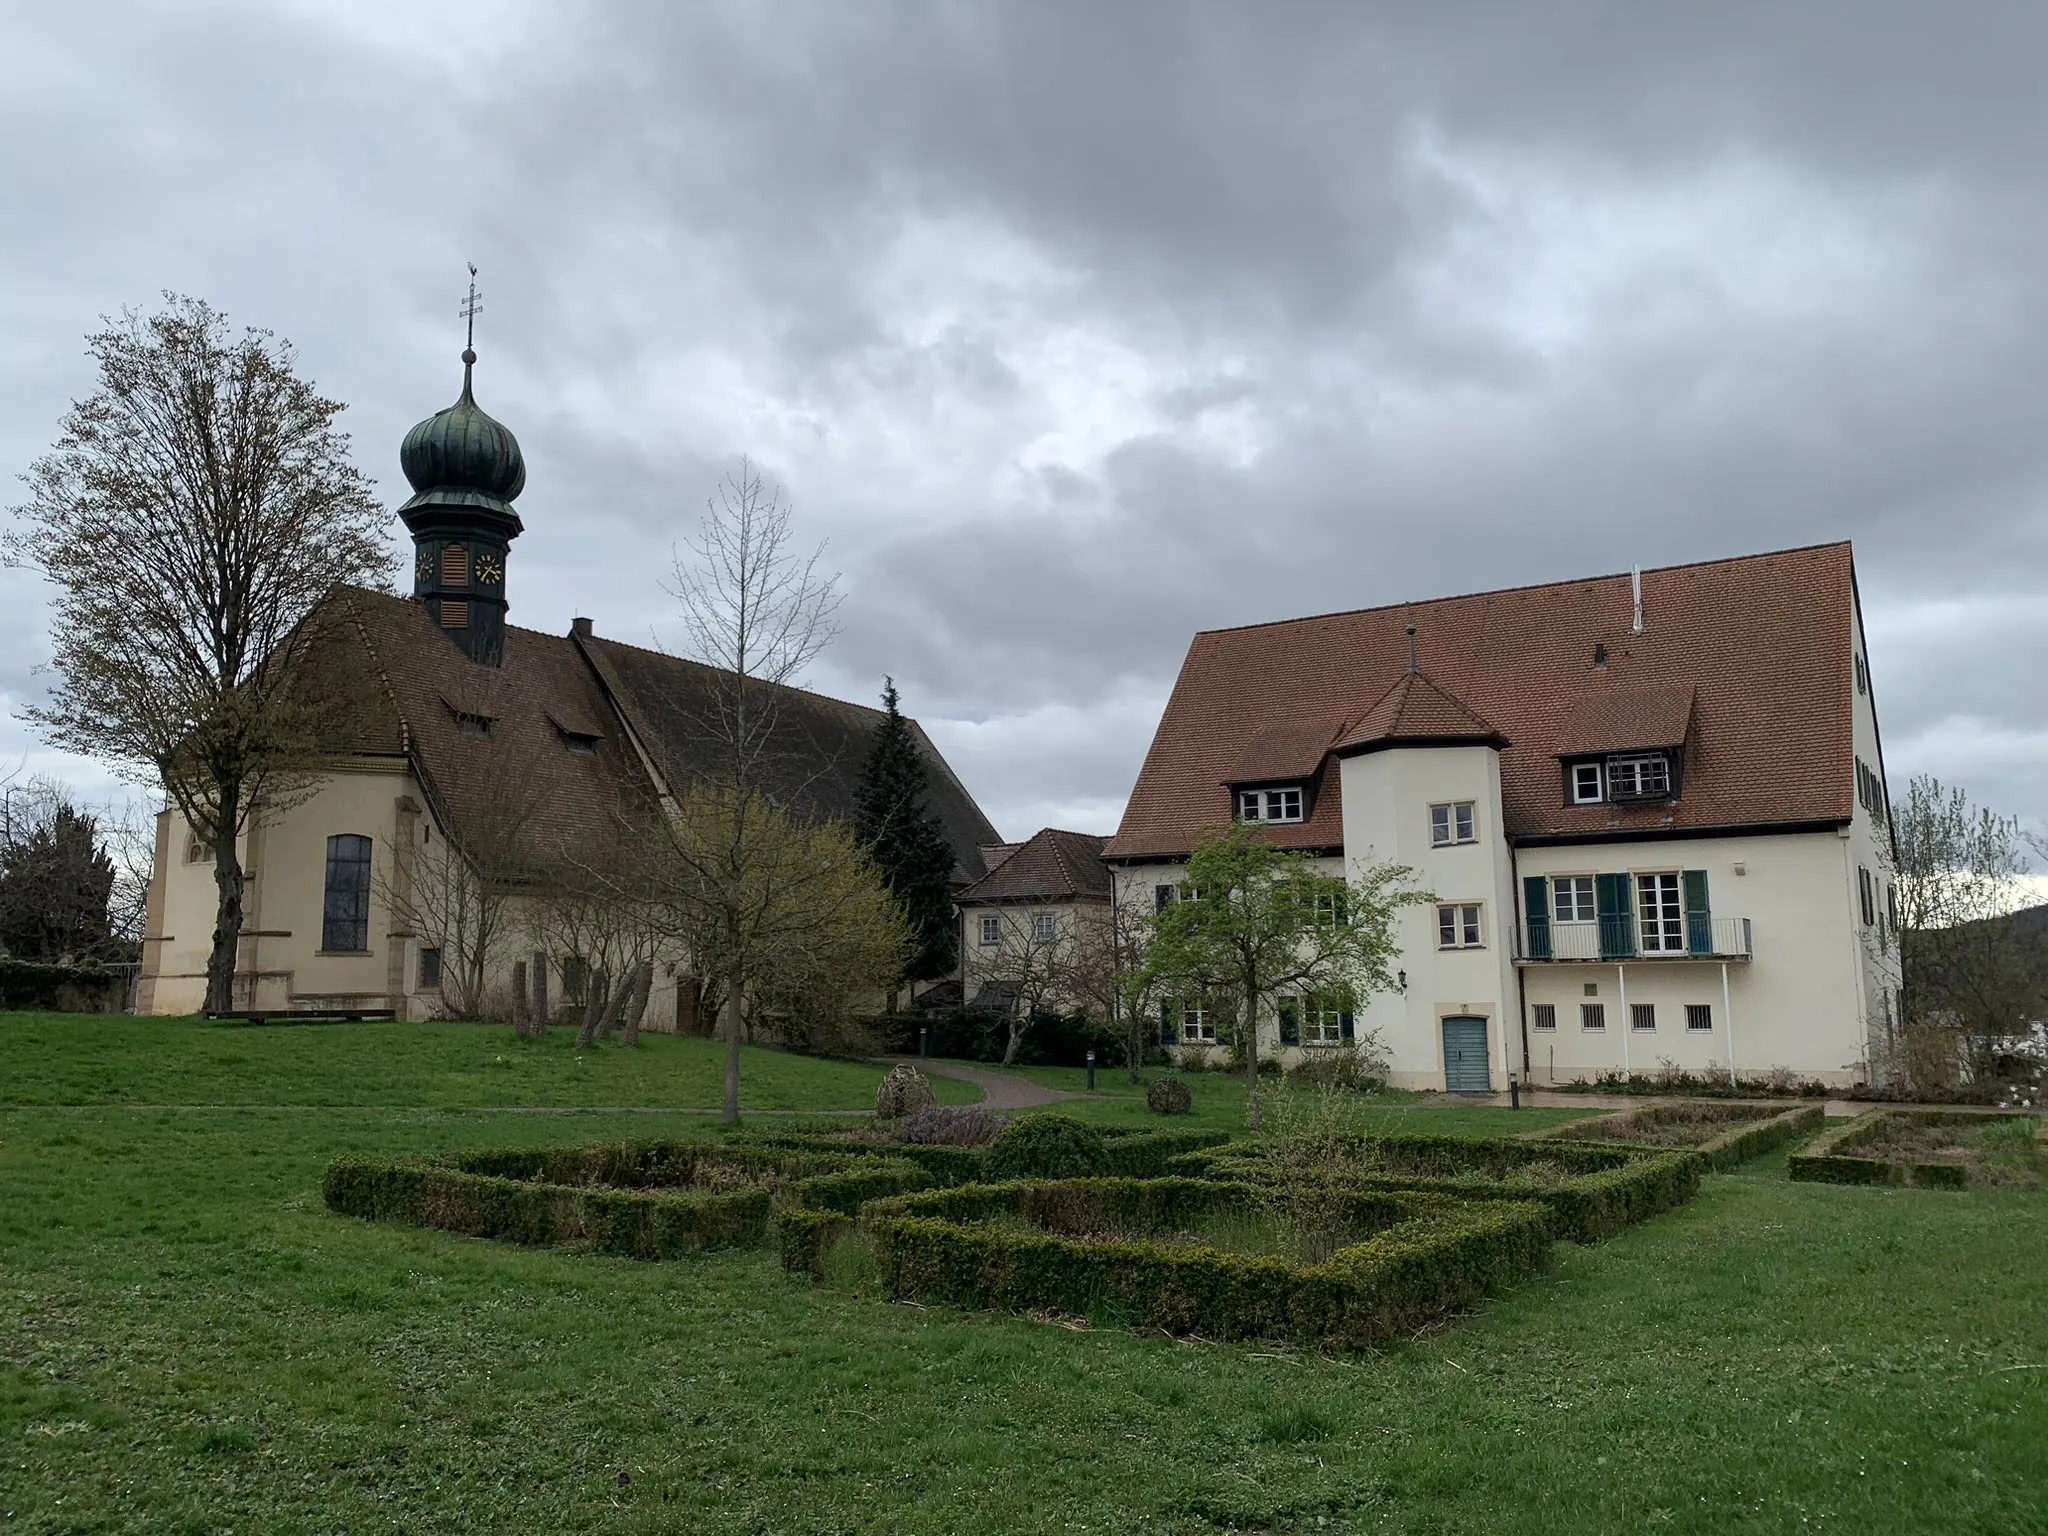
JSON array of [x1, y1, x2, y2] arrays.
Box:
[[1527, 1103, 1825, 1171], [773, 1158, 932, 1278], [1789, 1110, 2042, 1190], [0, 958, 123, 1012], [1173, 1133, 1700, 1244], [986, 1115, 1109, 1180], [1146, 1078, 1193, 1115], [323, 1156, 770, 1257], [1097, 1125, 1233, 1176], [742, 1125, 1237, 1189], [860, 1177, 1553, 1350]]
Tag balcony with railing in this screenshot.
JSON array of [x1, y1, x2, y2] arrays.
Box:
[[1514, 914, 1753, 963]]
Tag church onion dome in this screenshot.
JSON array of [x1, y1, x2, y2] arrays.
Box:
[[398, 348, 526, 518]]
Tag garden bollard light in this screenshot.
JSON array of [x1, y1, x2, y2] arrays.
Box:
[[1509, 1071, 1520, 1110], [1086, 1049, 1096, 1090], [919, 1027, 928, 1058]]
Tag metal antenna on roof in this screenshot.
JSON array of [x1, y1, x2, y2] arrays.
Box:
[[1405, 622, 1419, 675], [1631, 565, 1643, 634]]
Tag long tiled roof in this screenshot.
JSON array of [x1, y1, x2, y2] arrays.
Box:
[[313, 589, 999, 884], [1106, 542, 1860, 859], [957, 827, 1111, 903]]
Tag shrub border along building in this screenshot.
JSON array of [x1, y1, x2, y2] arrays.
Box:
[[858, 1177, 1553, 1351], [1168, 1134, 1700, 1245], [324, 1138, 922, 1262], [1522, 1102, 1825, 1171], [1787, 1109, 2047, 1190]]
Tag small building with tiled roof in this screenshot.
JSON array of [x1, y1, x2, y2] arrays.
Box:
[[136, 347, 999, 1023], [956, 827, 1112, 1017], [1108, 544, 1901, 1090]]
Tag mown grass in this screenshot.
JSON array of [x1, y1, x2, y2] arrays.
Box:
[[0, 1013, 978, 1110], [1, 1017, 2045, 1533]]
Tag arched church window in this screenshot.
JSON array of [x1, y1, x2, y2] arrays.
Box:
[[322, 834, 373, 952]]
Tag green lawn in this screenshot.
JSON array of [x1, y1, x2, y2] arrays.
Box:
[[0, 1013, 979, 1110], [2, 1015, 2045, 1533]]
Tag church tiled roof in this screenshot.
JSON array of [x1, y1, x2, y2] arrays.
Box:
[[956, 827, 1111, 904]]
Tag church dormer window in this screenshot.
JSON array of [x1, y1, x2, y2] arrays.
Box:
[[440, 544, 469, 586]]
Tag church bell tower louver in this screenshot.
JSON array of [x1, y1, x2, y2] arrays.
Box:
[[396, 267, 525, 666]]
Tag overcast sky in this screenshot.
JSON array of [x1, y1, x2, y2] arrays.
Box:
[[4, 1, 2046, 846]]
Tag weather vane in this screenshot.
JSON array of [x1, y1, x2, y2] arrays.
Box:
[[460, 263, 483, 356]]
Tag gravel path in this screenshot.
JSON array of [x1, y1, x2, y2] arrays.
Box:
[[876, 1057, 1084, 1110]]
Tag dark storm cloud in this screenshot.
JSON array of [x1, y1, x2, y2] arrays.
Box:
[[3, 1, 2045, 841]]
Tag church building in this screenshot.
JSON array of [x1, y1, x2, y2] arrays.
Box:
[[135, 346, 999, 1023]]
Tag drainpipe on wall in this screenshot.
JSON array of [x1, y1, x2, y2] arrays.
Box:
[[1721, 961, 1736, 1089], [1618, 963, 1630, 1080]]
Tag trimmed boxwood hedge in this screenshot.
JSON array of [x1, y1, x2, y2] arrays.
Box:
[[1526, 1103, 1826, 1171], [1170, 1134, 1700, 1245], [323, 1155, 771, 1257], [860, 1177, 1553, 1350], [774, 1160, 934, 1278], [1787, 1109, 2041, 1190], [740, 1125, 1235, 1188]]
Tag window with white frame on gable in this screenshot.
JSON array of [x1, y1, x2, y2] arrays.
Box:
[[1437, 902, 1483, 949], [1569, 761, 1604, 804], [978, 915, 1000, 947], [1429, 802, 1477, 846], [1636, 872, 1685, 952], [1237, 786, 1304, 824], [1031, 912, 1057, 942]]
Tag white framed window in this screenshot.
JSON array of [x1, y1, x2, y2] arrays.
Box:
[[978, 915, 1000, 947], [1437, 903, 1483, 949], [1607, 754, 1671, 799], [1636, 872, 1684, 952], [1312, 891, 1347, 927], [1532, 1003, 1557, 1031], [1552, 875, 1596, 924], [1303, 1003, 1345, 1046], [1581, 1002, 1606, 1031], [1429, 802, 1477, 846], [1031, 912, 1057, 942], [1180, 1002, 1214, 1043], [1237, 786, 1304, 824], [1630, 1002, 1656, 1032], [1570, 762, 1604, 803], [1685, 1004, 1713, 1032]]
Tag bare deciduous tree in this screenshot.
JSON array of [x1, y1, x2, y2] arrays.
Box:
[[1058, 894, 1157, 1082], [657, 461, 842, 1122], [6, 296, 392, 1010], [968, 906, 1077, 1065]]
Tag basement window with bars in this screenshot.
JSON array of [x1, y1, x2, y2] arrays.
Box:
[[1581, 1002, 1606, 1031], [1631, 1002, 1657, 1032], [1686, 1004, 1713, 1032], [1532, 1003, 1557, 1032]]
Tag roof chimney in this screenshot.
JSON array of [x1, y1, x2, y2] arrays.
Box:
[[1630, 566, 1643, 634], [1405, 622, 1419, 675], [571, 616, 593, 639]]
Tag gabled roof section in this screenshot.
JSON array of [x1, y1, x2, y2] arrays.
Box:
[[573, 632, 1001, 884], [1226, 722, 1344, 785], [1334, 671, 1508, 756], [1557, 684, 1694, 755], [1106, 542, 1860, 858], [957, 827, 1111, 904]]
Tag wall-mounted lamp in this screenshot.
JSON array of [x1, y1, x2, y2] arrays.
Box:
[[1396, 969, 1407, 993]]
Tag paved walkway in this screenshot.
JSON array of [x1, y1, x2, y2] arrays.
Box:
[[876, 1058, 1083, 1110], [1416, 1089, 2036, 1119]]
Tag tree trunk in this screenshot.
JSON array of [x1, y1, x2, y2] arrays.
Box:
[[720, 977, 743, 1124], [575, 970, 610, 1049], [203, 798, 245, 1014], [594, 965, 637, 1041], [1002, 1011, 1024, 1066], [530, 950, 550, 1035], [510, 960, 530, 1036], [621, 959, 654, 1047], [1242, 983, 1262, 1131]]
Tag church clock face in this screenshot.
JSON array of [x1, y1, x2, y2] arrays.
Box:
[[477, 553, 504, 586], [416, 550, 435, 583]]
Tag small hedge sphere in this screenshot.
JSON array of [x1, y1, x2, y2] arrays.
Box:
[[985, 1114, 1110, 1180], [1145, 1077, 1194, 1116]]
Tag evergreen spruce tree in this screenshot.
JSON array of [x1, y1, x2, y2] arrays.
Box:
[[855, 680, 960, 985]]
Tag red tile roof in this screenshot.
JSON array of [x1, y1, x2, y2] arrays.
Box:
[[1334, 672, 1508, 755], [1106, 542, 1859, 859], [957, 827, 1112, 903]]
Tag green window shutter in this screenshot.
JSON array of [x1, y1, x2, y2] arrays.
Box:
[[1277, 998, 1300, 1047], [1339, 1010, 1355, 1042], [1596, 873, 1635, 958], [1213, 1000, 1234, 1046], [1682, 869, 1712, 954], [1154, 884, 1174, 913], [1523, 876, 1551, 959], [1159, 1000, 1174, 1046]]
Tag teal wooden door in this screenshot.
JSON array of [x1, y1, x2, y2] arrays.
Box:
[[1441, 1016, 1492, 1093]]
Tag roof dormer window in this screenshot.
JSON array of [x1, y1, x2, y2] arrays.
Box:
[[1238, 786, 1304, 824], [1570, 762, 1604, 804], [1606, 753, 1671, 801]]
